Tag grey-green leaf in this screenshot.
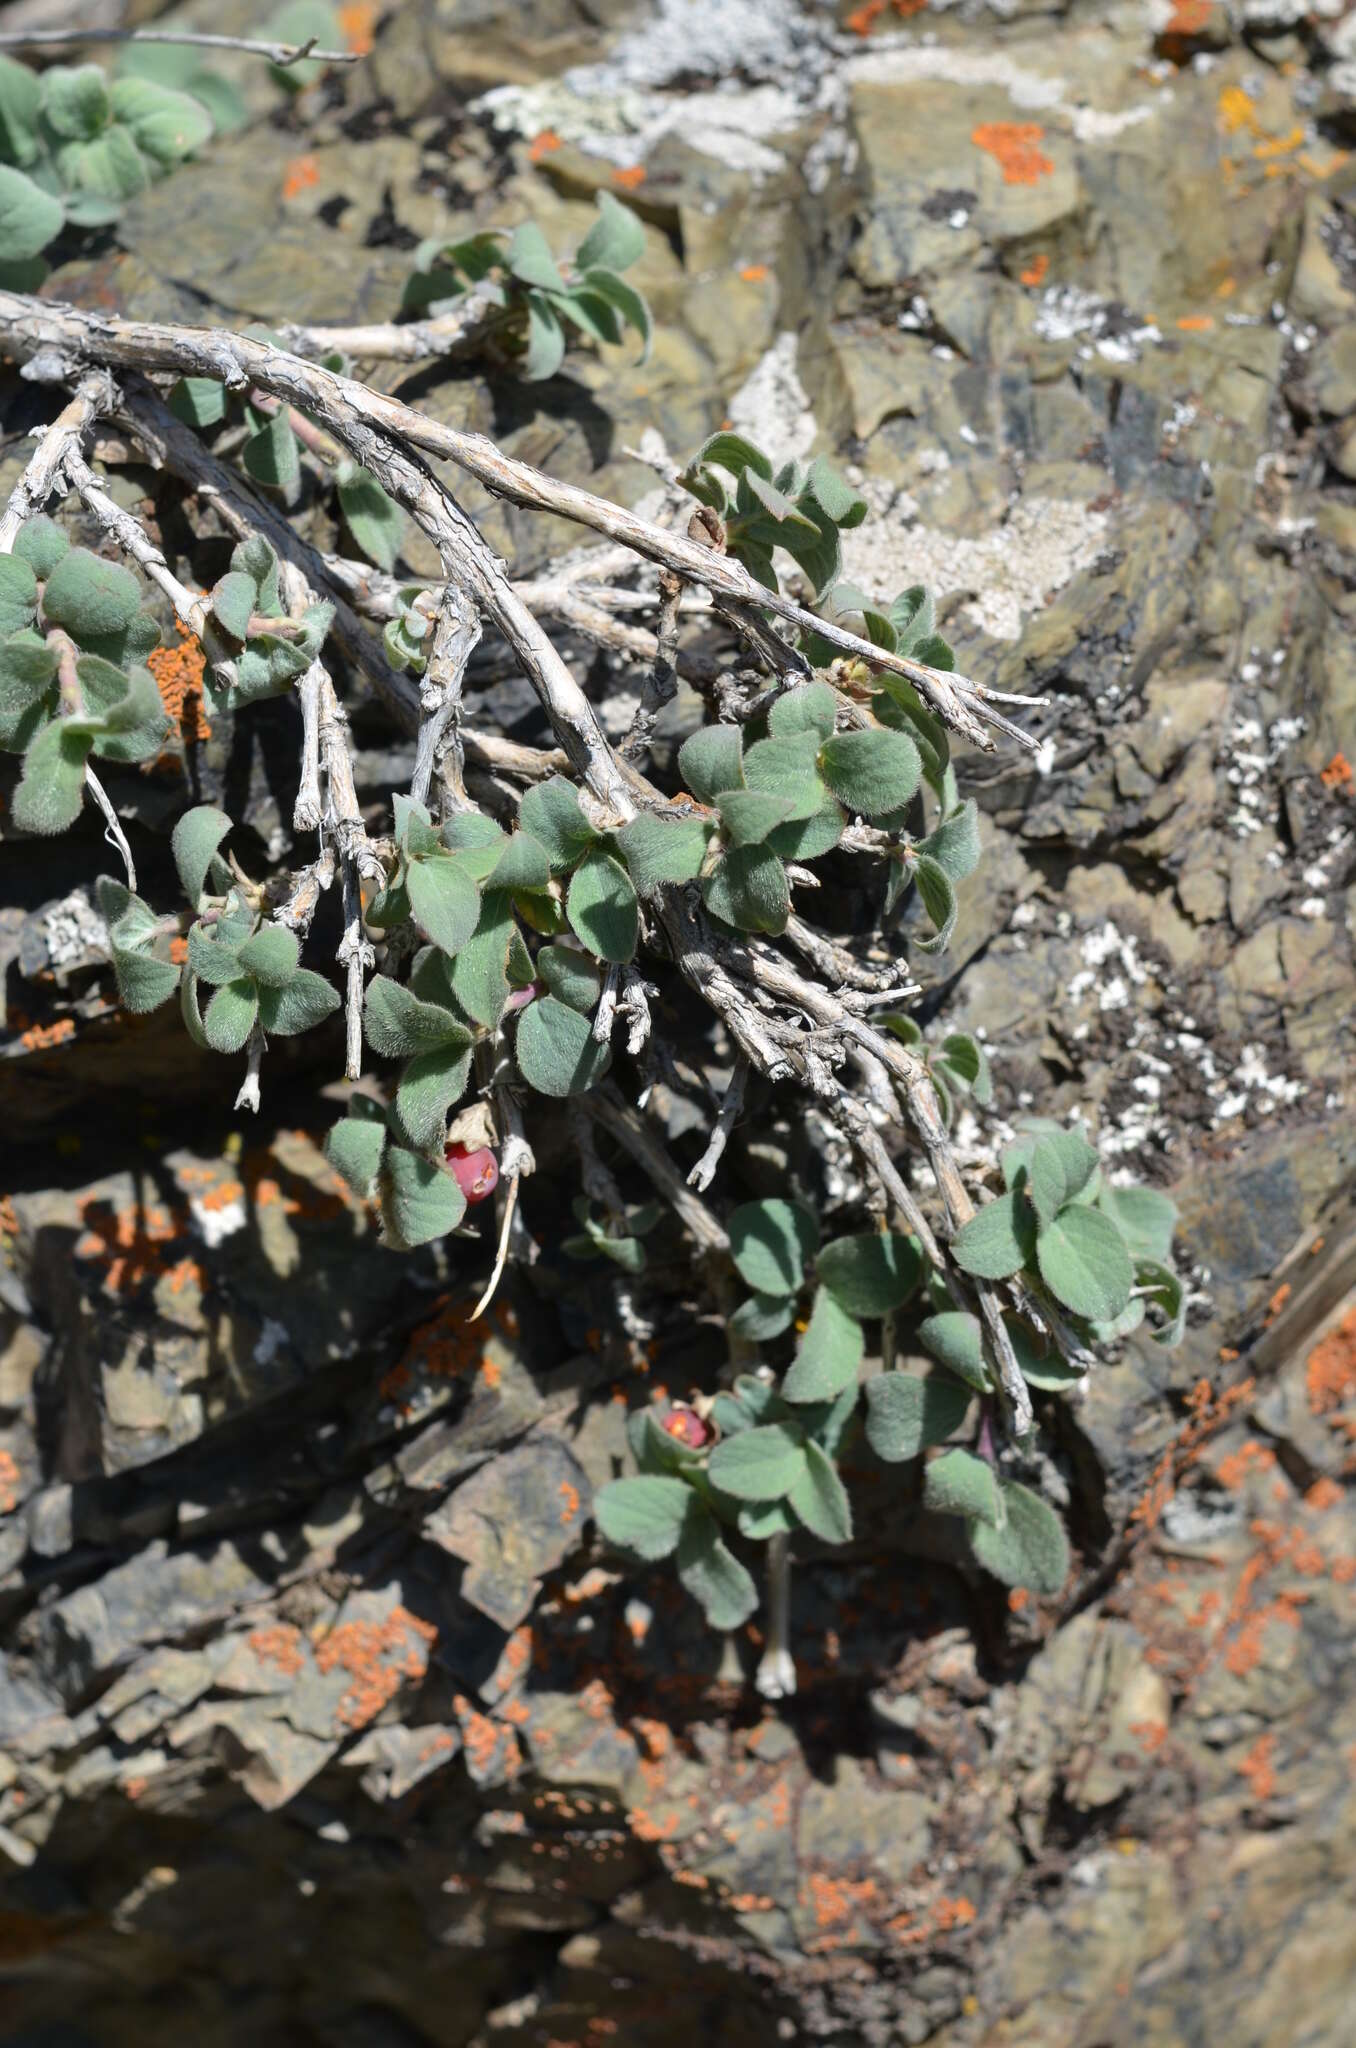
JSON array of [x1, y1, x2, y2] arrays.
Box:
[[952, 1192, 1037, 1281], [170, 805, 231, 906], [515, 994, 611, 1097], [204, 977, 259, 1054], [728, 1197, 818, 1296], [675, 1508, 758, 1629], [518, 776, 597, 869], [256, 969, 339, 1036], [535, 943, 600, 1015], [707, 1421, 806, 1502], [787, 1439, 853, 1544], [407, 852, 481, 959], [363, 975, 472, 1059], [594, 1475, 693, 1561], [918, 1312, 990, 1393], [1035, 1204, 1134, 1323], [615, 812, 709, 893], [817, 1232, 921, 1316], [818, 728, 921, 818], [923, 1447, 1001, 1527], [394, 1042, 474, 1149], [782, 1286, 864, 1403], [336, 461, 407, 573], [381, 1144, 467, 1250], [864, 1371, 970, 1462], [701, 843, 789, 935], [567, 849, 638, 963], [677, 725, 743, 804], [969, 1480, 1069, 1596], [325, 1111, 386, 1198], [235, 922, 300, 987]]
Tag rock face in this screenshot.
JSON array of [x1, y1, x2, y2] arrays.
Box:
[[2, 2, 1356, 2044]]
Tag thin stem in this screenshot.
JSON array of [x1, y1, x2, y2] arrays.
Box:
[[688, 1055, 748, 1194], [755, 1535, 796, 1701], [84, 765, 135, 891], [0, 28, 360, 63], [0, 371, 112, 551]]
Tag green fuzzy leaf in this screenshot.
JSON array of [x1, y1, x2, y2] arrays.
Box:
[[937, 1033, 992, 1106], [82, 665, 169, 765], [439, 810, 506, 873], [576, 191, 645, 273], [0, 56, 42, 167], [256, 969, 338, 1036], [230, 534, 280, 616], [579, 268, 650, 356], [235, 922, 300, 987], [717, 788, 794, 847], [817, 1232, 921, 1316], [1010, 1129, 1100, 1226], [787, 1439, 853, 1544], [615, 812, 709, 893], [108, 76, 212, 164], [0, 632, 56, 749], [394, 1042, 474, 1149], [766, 797, 845, 862], [59, 124, 150, 203], [10, 717, 88, 834], [486, 831, 553, 896], [1136, 1256, 1186, 1349], [736, 1499, 796, 1541], [969, 1480, 1069, 1596], [506, 218, 565, 292], [242, 411, 300, 496], [818, 728, 921, 818], [109, 941, 180, 1014], [172, 806, 231, 907], [406, 852, 481, 958], [40, 64, 110, 142], [12, 515, 68, 580], [691, 431, 772, 482], [204, 977, 259, 1054], [336, 460, 406, 573], [924, 1447, 1001, 1527], [595, 1475, 693, 1560], [707, 1421, 806, 1502], [952, 1192, 1037, 1280], [41, 547, 140, 642], [675, 1508, 758, 1630], [678, 725, 743, 805], [918, 1312, 991, 1394], [567, 849, 638, 963], [920, 799, 981, 883], [1036, 1204, 1134, 1322], [518, 776, 597, 870], [380, 1143, 467, 1250], [515, 994, 611, 1097], [535, 943, 600, 1014], [168, 376, 228, 430], [804, 455, 867, 529], [187, 922, 243, 987], [324, 1109, 386, 1199], [363, 975, 472, 1059], [701, 843, 789, 935], [728, 1197, 818, 1296], [742, 732, 824, 820], [522, 292, 566, 380], [769, 681, 837, 741], [211, 569, 256, 641], [728, 1292, 795, 1343], [1097, 1183, 1177, 1265], [445, 891, 515, 1028], [782, 1286, 864, 1403], [911, 853, 957, 953], [392, 795, 439, 856], [864, 1371, 970, 1463], [556, 285, 622, 347], [1004, 1315, 1086, 1390]]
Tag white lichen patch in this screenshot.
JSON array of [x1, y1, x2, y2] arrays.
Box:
[[840, 480, 1109, 642], [41, 888, 108, 971], [189, 1193, 247, 1249], [1222, 709, 1305, 838], [726, 333, 818, 469]]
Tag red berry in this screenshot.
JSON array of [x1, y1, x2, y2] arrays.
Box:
[[662, 1406, 710, 1450], [444, 1141, 499, 1203]]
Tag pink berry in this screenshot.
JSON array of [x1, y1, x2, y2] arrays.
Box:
[[444, 1141, 499, 1203], [662, 1406, 710, 1450]]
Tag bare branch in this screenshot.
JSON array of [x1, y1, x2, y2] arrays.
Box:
[[688, 1056, 748, 1194], [0, 27, 360, 64]]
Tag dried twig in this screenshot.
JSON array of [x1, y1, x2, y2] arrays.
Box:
[[688, 1056, 748, 1194], [0, 27, 360, 63], [0, 370, 113, 550]]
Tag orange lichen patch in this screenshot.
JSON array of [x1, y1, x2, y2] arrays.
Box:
[[1164, 0, 1214, 31], [578, 1678, 613, 1722], [1306, 1308, 1356, 1416], [249, 1623, 306, 1677], [1008, 1587, 1030, 1613], [74, 1194, 186, 1295], [458, 1702, 502, 1775], [161, 1255, 206, 1298], [971, 122, 1054, 186], [628, 1805, 680, 1842], [1215, 1440, 1276, 1490], [0, 1448, 19, 1514], [380, 1294, 483, 1406], [529, 129, 562, 161], [613, 165, 646, 190], [1176, 314, 1214, 332], [282, 155, 320, 202], [500, 1697, 531, 1728], [479, 1355, 502, 1390], [1131, 1718, 1169, 1754], [1264, 1283, 1291, 1327], [1020, 253, 1050, 288], [148, 624, 210, 747], [1219, 1346, 1240, 1363], [739, 264, 769, 283], [846, 0, 887, 33], [1131, 1377, 1255, 1533], [1305, 1477, 1343, 1513], [1254, 126, 1304, 161], [1321, 752, 1354, 791], [315, 1606, 436, 1730], [934, 1895, 977, 1931], [168, 936, 189, 966], [559, 1481, 581, 1528], [1238, 1731, 1277, 1801], [337, 2, 377, 55], [0, 1194, 17, 1243], [123, 1776, 149, 1802], [17, 1018, 75, 1052], [1217, 85, 1259, 136]]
